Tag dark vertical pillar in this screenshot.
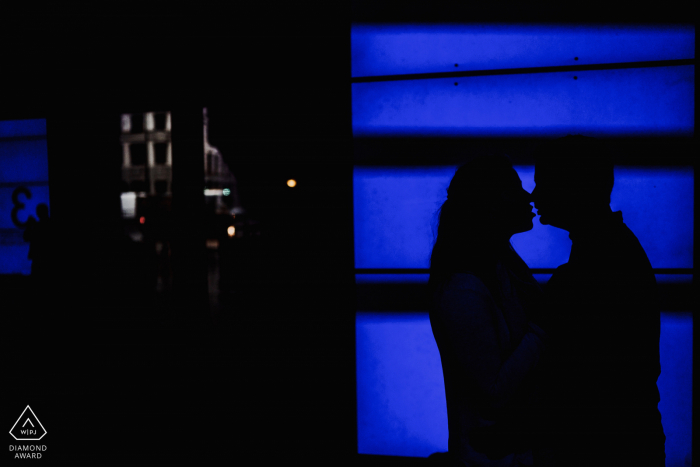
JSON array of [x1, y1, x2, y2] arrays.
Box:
[[46, 104, 124, 316], [170, 107, 208, 323]]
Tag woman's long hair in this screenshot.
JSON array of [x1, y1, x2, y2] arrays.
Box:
[[428, 155, 529, 300]]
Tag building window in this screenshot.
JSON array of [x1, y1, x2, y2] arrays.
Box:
[[130, 113, 144, 134], [130, 144, 147, 166], [155, 113, 167, 131], [155, 143, 168, 165]]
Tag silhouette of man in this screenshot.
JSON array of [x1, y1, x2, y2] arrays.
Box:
[[23, 203, 53, 279], [531, 135, 665, 467]]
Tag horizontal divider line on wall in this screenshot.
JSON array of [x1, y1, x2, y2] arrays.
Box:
[[355, 268, 694, 274], [355, 282, 694, 311], [0, 181, 50, 188], [351, 58, 695, 84]]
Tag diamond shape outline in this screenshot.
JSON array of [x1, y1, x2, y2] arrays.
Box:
[[9, 405, 47, 441]]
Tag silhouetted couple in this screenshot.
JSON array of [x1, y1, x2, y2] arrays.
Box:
[[428, 135, 665, 467]]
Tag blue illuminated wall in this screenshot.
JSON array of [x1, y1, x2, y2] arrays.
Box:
[[352, 23, 694, 467], [352, 25, 695, 77], [356, 312, 449, 458], [353, 66, 694, 137], [0, 119, 49, 275], [356, 311, 692, 467], [352, 25, 695, 137]]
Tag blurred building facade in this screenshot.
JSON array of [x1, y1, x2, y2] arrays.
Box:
[[203, 107, 244, 217], [119, 109, 243, 236], [121, 111, 172, 198], [119, 111, 172, 234]]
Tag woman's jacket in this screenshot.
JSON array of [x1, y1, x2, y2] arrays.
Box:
[[429, 254, 546, 465]]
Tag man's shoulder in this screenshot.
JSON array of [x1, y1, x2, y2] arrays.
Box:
[[617, 223, 653, 262], [589, 222, 655, 279]]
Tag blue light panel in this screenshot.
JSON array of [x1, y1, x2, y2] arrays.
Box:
[[0, 119, 47, 139], [0, 139, 49, 184], [0, 119, 49, 275], [356, 312, 448, 457], [655, 274, 693, 284], [352, 66, 694, 137], [354, 166, 693, 271], [658, 312, 693, 467], [356, 311, 692, 465], [354, 166, 457, 270], [352, 24, 695, 78], [607, 167, 694, 269]]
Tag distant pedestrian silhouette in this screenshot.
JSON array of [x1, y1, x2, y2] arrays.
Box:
[[532, 135, 665, 466], [428, 155, 548, 467], [22, 202, 55, 322], [23, 203, 53, 279]]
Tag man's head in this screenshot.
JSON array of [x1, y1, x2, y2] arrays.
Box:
[[532, 135, 613, 231]]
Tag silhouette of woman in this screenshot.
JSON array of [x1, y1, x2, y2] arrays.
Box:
[[428, 155, 549, 467]]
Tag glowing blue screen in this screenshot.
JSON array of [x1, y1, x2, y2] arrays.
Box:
[[352, 24, 695, 78], [352, 66, 694, 137], [0, 119, 49, 275], [354, 166, 693, 271], [356, 311, 692, 466], [356, 312, 448, 457]]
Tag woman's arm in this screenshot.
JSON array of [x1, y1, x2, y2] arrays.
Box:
[[437, 281, 546, 413]]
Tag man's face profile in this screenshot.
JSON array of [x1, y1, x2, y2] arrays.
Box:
[[532, 163, 584, 231], [532, 136, 614, 232]]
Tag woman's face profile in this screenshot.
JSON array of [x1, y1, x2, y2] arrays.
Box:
[[495, 167, 535, 237]]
